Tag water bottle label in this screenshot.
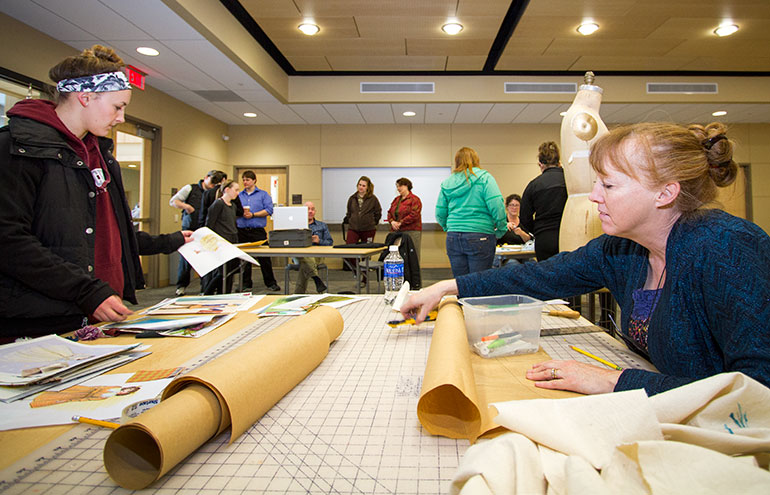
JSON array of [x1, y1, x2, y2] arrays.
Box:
[[384, 262, 404, 278]]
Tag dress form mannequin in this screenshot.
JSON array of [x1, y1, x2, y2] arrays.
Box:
[[559, 72, 609, 252]]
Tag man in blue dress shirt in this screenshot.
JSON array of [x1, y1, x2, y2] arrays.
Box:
[[237, 171, 280, 291]]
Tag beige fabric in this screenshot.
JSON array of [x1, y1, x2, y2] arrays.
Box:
[[451, 373, 770, 494]]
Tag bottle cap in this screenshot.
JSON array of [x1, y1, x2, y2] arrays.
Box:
[[389, 245, 398, 252]]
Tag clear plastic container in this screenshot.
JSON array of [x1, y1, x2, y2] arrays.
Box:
[[459, 294, 545, 358]]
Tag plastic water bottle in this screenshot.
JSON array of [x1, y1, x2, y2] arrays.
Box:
[[383, 245, 404, 304]]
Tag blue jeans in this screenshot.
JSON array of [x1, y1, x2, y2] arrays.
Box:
[[446, 232, 497, 278]]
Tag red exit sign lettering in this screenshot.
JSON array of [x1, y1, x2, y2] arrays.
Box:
[[126, 66, 145, 90]]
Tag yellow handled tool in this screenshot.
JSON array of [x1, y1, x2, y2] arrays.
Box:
[[544, 309, 581, 319]]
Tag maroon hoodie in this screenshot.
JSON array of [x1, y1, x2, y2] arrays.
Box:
[[8, 99, 124, 298]]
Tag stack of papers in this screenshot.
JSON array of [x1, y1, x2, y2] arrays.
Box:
[[142, 293, 260, 315], [254, 294, 365, 317], [102, 314, 235, 338], [0, 335, 148, 403]]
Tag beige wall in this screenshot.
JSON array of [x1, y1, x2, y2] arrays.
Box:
[[228, 123, 560, 268], [228, 122, 770, 268], [1, 13, 230, 285]]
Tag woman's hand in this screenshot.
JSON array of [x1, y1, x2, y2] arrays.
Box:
[[92, 295, 132, 323], [526, 360, 622, 395], [390, 220, 401, 230], [507, 221, 517, 231], [399, 279, 458, 323], [181, 230, 194, 243]]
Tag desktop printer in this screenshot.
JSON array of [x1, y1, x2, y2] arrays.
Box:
[[268, 228, 312, 247]]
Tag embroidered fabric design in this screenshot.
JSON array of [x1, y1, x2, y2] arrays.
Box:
[[56, 71, 131, 93], [627, 287, 662, 352]]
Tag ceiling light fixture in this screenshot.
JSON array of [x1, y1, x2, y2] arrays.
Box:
[[402, 111, 416, 117], [442, 22, 463, 35], [559, 111, 567, 117], [577, 22, 599, 36], [243, 112, 257, 118], [712, 110, 727, 116], [714, 24, 739, 37], [136, 47, 159, 56], [298, 23, 320, 35]]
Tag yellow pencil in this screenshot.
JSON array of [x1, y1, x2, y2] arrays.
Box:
[[72, 415, 120, 429], [569, 345, 623, 371]]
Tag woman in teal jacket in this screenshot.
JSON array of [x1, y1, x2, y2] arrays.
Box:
[[436, 147, 507, 277]]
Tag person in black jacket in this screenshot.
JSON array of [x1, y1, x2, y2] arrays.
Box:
[[519, 142, 567, 261], [0, 45, 190, 339], [169, 169, 225, 295]]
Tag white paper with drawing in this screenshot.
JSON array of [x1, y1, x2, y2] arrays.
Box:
[[178, 227, 258, 276]]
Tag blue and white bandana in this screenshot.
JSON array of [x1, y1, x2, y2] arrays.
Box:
[[56, 71, 131, 93]]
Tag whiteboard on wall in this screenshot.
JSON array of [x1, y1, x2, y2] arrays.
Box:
[[322, 167, 451, 223]]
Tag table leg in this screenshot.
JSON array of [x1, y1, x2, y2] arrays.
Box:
[[284, 256, 290, 295], [355, 258, 362, 294], [365, 257, 371, 294]]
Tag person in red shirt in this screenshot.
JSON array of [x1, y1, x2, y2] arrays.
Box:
[[0, 45, 190, 338], [386, 177, 423, 261]]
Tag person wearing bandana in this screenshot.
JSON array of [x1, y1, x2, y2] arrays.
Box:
[[0, 45, 190, 339]]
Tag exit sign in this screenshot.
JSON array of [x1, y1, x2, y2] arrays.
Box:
[[126, 66, 145, 90]]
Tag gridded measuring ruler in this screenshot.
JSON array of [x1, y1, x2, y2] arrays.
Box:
[[1, 297, 651, 494]]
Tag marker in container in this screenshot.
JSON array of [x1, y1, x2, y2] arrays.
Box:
[[481, 330, 522, 342], [487, 333, 522, 350]]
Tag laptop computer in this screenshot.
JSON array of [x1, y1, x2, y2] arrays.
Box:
[[272, 206, 309, 231]]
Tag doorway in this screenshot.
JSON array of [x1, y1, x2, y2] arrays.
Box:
[[112, 121, 162, 287]]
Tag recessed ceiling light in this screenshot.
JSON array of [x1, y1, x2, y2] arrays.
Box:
[[298, 23, 320, 35], [128, 164, 137, 168], [577, 22, 599, 36], [402, 111, 416, 117], [712, 110, 727, 117], [442, 22, 463, 35], [136, 47, 159, 56], [559, 111, 567, 117], [243, 112, 257, 118], [714, 24, 739, 37]]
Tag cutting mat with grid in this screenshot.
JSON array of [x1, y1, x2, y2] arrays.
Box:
[[0, 297, 651, 494]]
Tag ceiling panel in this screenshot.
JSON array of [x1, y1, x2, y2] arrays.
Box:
[[322, 104, 365, 124], [406, 38, 493, 57], [327, 56, 448, 71], [483, 103, 528, 124], [425, 104, 460, 124], [100, 0, 204, 40], [0, 0, 95, 41], [288, 104, 337, 124], [277, 38, 405, 57], [511, 103, 564, 124], [291, 0, 460, 17], [495, 54, 581, 71], [357, 104, 396, 124], [31, 0, 153, 41], [454, 104, 494, 123], [162, 40, 267, 91]]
